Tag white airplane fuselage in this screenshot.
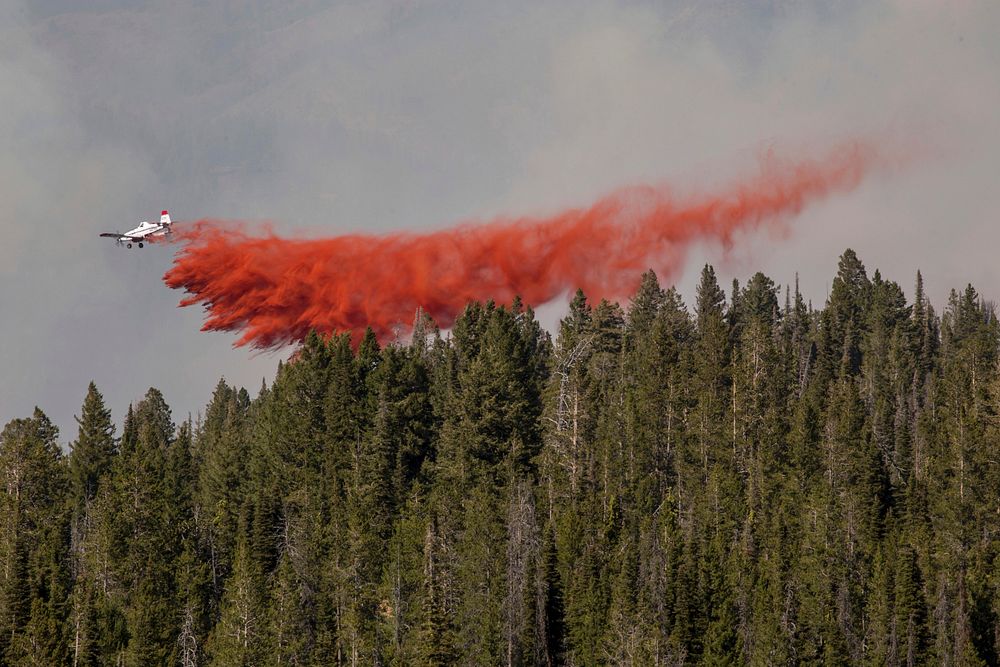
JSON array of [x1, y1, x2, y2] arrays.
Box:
[[116, 221, 168, 244], [103, 210, 173, 248]]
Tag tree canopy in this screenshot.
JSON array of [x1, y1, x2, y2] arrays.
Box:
[[3, 249, 1000, 665]]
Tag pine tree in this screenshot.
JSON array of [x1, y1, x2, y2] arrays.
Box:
[[206, 537, 267, 666], [0, 409, 70, 664], [111, 389, 183, 665], [690, 263, 731, 479], [69, 382, 116, 512], [818, 248, 871, 385], [416, 518, 458, 666], [194, 379, 250, 600], [627, 269, 665, 336], [537, 524, 565, 667]]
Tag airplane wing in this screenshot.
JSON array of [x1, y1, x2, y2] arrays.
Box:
[[100, 232, 146, 239]]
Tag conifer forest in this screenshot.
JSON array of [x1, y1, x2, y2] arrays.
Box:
[[5, 249, 1000, 666]]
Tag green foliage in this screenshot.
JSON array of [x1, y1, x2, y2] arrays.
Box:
[[4, 250, 1000, 665], [0, 409, 70, 665], [69, 382, 116, 510]]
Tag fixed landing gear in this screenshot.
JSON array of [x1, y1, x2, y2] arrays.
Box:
[[138, 242, 144, 248], [127, 243, 133, 249]]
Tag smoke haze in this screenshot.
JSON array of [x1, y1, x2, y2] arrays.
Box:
[[2, 1, 999, 441]]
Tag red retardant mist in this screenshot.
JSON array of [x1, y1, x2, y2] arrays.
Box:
[[164, 141, 881, 349]]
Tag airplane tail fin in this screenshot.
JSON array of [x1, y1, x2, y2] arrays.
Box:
[[160, 210, 172, 225]]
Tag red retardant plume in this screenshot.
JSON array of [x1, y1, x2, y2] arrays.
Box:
[[164, 141, 880, 349]]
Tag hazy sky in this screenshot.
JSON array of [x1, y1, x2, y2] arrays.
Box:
[[2, 0, 999, 443]]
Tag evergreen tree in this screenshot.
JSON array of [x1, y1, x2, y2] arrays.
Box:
[[206, 536, 267, 666], [0, 409, 70, 664], [194, 379, 249, 600], [69, 382, 116, 512]]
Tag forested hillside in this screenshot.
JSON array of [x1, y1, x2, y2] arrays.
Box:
[[3, 249, 1000, 665]]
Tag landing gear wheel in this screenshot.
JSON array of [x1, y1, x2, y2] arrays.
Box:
[[138, 242, 144, 248], [127, 243, 133, 249]]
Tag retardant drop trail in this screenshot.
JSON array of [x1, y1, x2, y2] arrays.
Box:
[[164, 140, 881, 349]]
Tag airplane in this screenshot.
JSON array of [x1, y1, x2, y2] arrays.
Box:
[[100, 210, 173, 248]]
